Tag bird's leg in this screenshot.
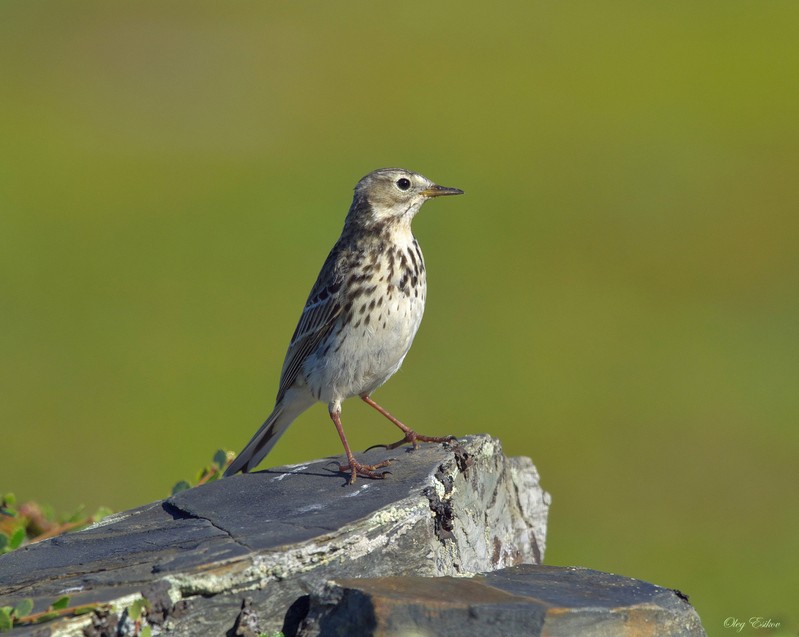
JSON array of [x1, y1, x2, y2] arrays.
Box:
[[361, 395, 455, 450], [329, 408, 392, 484]]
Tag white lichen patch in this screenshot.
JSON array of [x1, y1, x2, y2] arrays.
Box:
[[82, 504, 152, 531], [271, 463, 311, 481]]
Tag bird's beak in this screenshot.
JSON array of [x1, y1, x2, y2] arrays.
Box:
[[422, 184, 464, 198]]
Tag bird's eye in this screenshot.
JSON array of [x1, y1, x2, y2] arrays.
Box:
[[396, 177, 411, 191]]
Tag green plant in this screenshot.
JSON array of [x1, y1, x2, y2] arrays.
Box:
[[0, 449, 233, 556], [171, 449, 233, 495], [0, 493, 112, 555], [0, 596, 106, 632]]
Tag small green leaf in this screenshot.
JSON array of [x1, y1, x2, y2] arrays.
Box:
[[171, 480, 191, 495], [34, 611, 59, 623], [0, 534, 8, 552], [212, 449, 228, 470], [3, 493, 16, 507], [140, 626, 152, 637], [8, 527, 25, 551], [13, 599, 33, 618], [73, 605, 98, 616], [129, 597, 149, 621], [0, 607, 13, 631], [93, 506, 114, 522], [50, 596, 70, 610]]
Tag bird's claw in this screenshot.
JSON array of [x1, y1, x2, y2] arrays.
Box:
[[363, 443, 389, 453], [339, 458, 394, 484]]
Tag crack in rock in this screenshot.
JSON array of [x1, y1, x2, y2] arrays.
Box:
[[161, 500, 255, 552]]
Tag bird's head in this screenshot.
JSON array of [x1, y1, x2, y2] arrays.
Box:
[[346, 168, 463, 230]]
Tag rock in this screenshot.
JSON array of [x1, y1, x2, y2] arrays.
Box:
[[0, 434, 706, 637], [0, 435, 549, 636], [297, 564, 707, 637]]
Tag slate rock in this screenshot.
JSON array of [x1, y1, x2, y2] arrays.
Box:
[[0, 435, 549, 636], [298, 564, 707, 637]]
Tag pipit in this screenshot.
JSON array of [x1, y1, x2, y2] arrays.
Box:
[[224, 168, 463, 483]]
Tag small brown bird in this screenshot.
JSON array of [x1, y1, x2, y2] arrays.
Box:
[[224, 168, 463, 483]]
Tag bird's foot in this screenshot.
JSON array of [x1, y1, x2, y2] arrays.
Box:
[[385, 432, 457, 451], [338, 458, 393, 485]]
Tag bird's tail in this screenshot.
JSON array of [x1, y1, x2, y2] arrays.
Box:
[[224, 394, 311, 477]]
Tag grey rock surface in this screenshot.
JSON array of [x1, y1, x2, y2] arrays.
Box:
[[298, 564, 707, 637], [0, 435, 549, 636]]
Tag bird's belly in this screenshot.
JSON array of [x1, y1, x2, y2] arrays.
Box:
[[305, 292, 425, 404]]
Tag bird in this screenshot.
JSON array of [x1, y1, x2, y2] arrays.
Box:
[[223, 168, 464, 484]]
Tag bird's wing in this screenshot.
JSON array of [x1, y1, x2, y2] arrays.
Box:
[[275, 256, 344, 403]]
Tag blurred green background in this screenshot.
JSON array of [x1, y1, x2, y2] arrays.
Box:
[[1, 1, 797, 634]]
